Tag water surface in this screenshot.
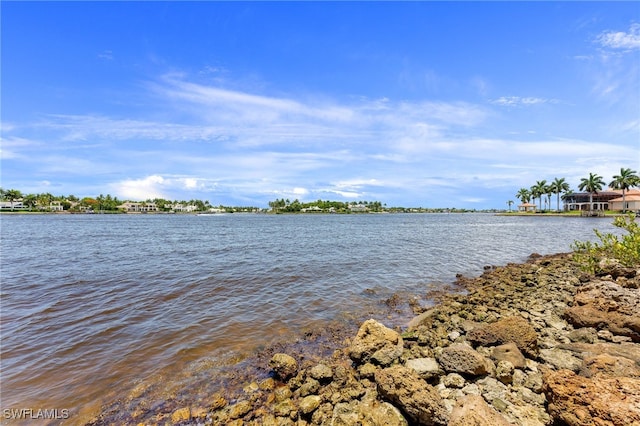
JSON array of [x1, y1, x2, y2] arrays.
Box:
[[0, 213, 619, 423]]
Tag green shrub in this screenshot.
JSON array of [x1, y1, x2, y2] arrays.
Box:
[[572, 213, 640, 273]]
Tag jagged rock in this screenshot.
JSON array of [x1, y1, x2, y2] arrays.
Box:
[[269, 353, 298, 381], [299, 395, 322, 415], [491, 342, 526, 368], [539, 348, 583, 372], [437, 343, 489, 376], [567, 327, 598, 343], [449, 395, 513, 426], [405, 357, 442, 379], [467, 316, 539, 357], [309, 363, 333, 382], [349, 319, 403, 366], [375, 365, 449, 425], [543, 369, 640, 426], [495, 360, 515, 384], [441, 373, 466, 389], [170, 407, 191, 423], [228, 400, 253, 419], [582, 353, 640, 378], [564, 279, 640, 342]]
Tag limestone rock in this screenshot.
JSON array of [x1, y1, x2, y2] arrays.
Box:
[[309, 363, 333, 382], [449, 395, 513, 426], [405, 357, 442, 379], [299, 395, 322, 415], [375, 364, 449, 425], [543, 369, 640, 426], [437, 343, 489, 376], [539, 348, 583, 372], [269, 353, 298, 381], [491, 342, 526, 368], [564, 279, 640, 342], [467, 316, 539, 357], [349, 319, 403, 366], [170, 407, 191, 423]]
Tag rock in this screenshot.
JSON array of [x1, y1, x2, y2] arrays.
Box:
[[309, 363, 333, 382], [543, 369, 640, 426], [405, 357, 442, 379], [269, 353, 298, 381], [564, 279, 640, 342], [299, 378, 320, 396], [170, 407, 191, 423], [539, 348, 583, 372], [299, 395, 322, 415], [449, 395, 513, 426], [567, 327, 598, 343], [441, 373, 466, 389], [366, 401, 408, 426], [582, 353, 640, 378], [491, 342, 526, 369], [495, 360, 515, 384], [349, 319, 403, 366], [228, 400, 253, 419], [467, 316, 539, 357], [375, 365, 449, 425], [437, 343, 489, 376]]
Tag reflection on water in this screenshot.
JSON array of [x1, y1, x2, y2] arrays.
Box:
[[0, 213, 619, 424]]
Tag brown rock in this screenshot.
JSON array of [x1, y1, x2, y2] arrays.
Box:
[[170, 407, 191, 423], [437, 343, 489, 376], [543, 369, 640, 426], [375, 365, 449, 425], [449, 395, 513, 426], [491, 342, 526, 369], [349, 319, 403, 366], [269, 353, 298, 381], [565, 279, 640, 342], [467, 316, 538, 357]]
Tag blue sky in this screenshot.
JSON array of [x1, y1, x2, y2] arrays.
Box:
[[2, 2, 639, 208]]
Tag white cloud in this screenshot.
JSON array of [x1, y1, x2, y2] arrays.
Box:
[[490, 96, 558, 107], [596, 23, 640, 51]]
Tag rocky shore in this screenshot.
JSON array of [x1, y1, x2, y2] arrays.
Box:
[[89, 252, 640, 426]]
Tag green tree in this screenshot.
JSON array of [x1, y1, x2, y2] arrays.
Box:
[[610, 167, 640, 212], [516, 188, 531, 204], [550, 177, 570, 212], [506, 200, 514, 212], [4, 189, 23, 211], [578, 172, 605, 211], [23, 194, 38, 210], [531, 180, 547, 212]]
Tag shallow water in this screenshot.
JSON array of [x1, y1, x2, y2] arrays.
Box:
[[0, 213, 619, 424]]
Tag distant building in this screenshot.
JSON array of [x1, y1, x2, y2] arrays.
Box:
[[118, 202, 158, 213], [609, 189, 640, 212], [563, 189, 637, 211], [517, 203, 537, 212]]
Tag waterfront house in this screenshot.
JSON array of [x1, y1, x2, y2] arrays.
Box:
[[117, 202, 159, 213], [609, 189, 640, 212], [563, 188, 638, 212]]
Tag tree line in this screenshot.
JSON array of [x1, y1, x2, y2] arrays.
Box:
[[267, 198, 385, 213], [0, 189, 258, 213], [513, 168, 639, 212]]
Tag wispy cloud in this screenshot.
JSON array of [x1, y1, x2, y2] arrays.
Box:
[[490, 96, 559, 107]]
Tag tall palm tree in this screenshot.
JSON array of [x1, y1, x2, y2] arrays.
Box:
[[516, 188, 531, 204], [531, 180, 547, 212], [578, 172, 605, 211], [550, 177, 570, 212], [507, 200, 514, 212], [609, 167, 640, 212]]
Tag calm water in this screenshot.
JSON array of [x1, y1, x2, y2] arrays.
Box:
[[0, 213, 619, 424]]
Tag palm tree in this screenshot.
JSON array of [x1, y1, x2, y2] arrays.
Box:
[[578, 172, 605, 211], [550, 177, 570, 212], [531, 180, 547, 212], [609, 168, 640, 212], [506, 200, 514, 212], [4, 189, 22, 211], [516, 188, 531, 204]]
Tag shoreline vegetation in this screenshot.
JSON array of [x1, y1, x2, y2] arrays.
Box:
[[86, 216, 640, 425]]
